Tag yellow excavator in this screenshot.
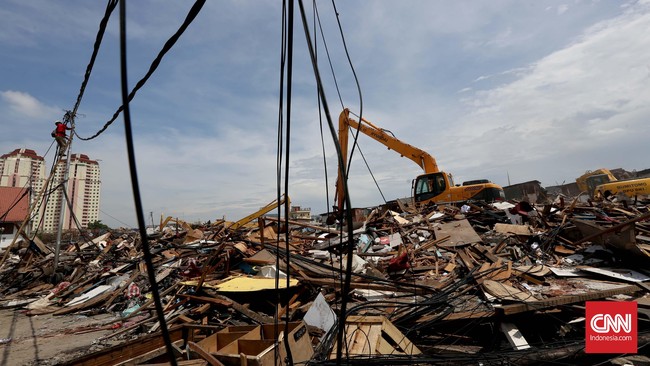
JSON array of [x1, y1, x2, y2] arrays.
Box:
[[576, 168, 650, 200], [335, 109, 505, 211], [575, 169, 617, 196]]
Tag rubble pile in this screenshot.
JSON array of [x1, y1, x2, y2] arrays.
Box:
[[1, 195, 649, 365]]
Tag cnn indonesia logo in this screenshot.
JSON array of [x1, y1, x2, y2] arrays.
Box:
[[586, 301, 637, 354]]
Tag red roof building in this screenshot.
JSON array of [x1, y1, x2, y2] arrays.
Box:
[[0, 186, 29, 249], [0, 186, 29, 223]]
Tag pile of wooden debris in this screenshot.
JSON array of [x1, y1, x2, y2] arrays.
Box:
[[1, 195, 649, 365]]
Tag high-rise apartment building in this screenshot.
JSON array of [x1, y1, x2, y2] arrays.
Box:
[[0, 149, 46, 233], [44, 154, 101, 232], [0, 149, 101, 232]]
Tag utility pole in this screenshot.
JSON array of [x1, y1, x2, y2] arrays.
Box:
[[53, 112, 75, 271]]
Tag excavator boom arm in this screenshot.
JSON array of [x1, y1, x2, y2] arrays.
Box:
[[336, 109, 439, 210]]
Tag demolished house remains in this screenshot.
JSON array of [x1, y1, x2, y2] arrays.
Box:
[[1, 189, 649, 365], [2, 2, 649, 365]]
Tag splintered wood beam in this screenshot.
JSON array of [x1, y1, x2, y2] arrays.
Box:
[[297, 271, 435, 295], [177, 294, 233, 308], [495, 284, 641, 315], [571, 210, 650, 246], [206, 292, 274, 324]]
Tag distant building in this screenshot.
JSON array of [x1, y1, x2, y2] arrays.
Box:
[[44, 154, 101, 232], [289, 206, 311, 221], [502, 180, 547, 203], [0, 186, 29, 249], [0, 149, 47, 233], [545, 182, 580, 198], [0, 150, 101, 233], [636, 168, 650, 178]]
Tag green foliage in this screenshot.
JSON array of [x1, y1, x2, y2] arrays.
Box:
[[88, 220, 110, 231]]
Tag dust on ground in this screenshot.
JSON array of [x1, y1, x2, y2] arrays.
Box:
[[0, 308, 123, 366]]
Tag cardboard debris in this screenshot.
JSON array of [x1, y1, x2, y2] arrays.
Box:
[[329, 315, 421, 358], [494, 223, 534, 236]]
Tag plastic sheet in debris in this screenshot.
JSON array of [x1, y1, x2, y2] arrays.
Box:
[[258, 265, 287, 279], [342, 253, 368, 274], [303, 293, 337, 340], [351, 288, 396, 301]]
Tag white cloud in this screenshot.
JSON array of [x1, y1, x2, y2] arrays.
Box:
[[2, 1, 649, 227], [1, 90, 60, 118]]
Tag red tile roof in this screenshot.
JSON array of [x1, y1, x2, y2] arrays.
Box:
[[0, 187, 29, 223], [0, 148, 44, 161]]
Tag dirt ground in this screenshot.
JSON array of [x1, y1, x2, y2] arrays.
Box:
[[0, 308, 121, 366]]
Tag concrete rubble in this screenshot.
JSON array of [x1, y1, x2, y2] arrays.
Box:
[[1, 194, 649, 365]]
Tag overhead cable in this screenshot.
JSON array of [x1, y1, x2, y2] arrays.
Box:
[[70, 0, 119, 119], [76, 0, 206, 141], [297, 3, 356, 363], [313, 2, 331, 219], [117, 1, 179, 364], [273, 0, 287, 362]]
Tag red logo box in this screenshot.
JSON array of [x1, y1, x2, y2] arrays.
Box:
[[585, 301, 637, 354]]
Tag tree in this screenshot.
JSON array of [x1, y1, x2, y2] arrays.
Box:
[[88, 220, 110, 231]]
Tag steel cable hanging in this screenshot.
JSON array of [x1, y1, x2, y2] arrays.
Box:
[[313, 1, 331, 220], [343, 112, 387, 205], [76, 0, 206, 141], [311, 6, 386, 344], [312, 2, 387, 207], [330, 0, 364, 177], [281, 2, 296, 363], [312, 6, 347, 353], [326, 1, 378, 208], [117, 1, 181, 364], [69, 0, 119, 121], [274, 0, 287, 364], [296, 1, 356, 364], [310, 2, 347, 344], [59, 187, 102, 249], [274, 0, 296, 365], [0, 151, 66, 266]]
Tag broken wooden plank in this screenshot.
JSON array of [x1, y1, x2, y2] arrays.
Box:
[[482, 280, 534, 302], [177, 294, 233, 308], [66, 326, 187, 366], [187, 341, 225, 366], [435, 219, 482, 247], [572, 210, 650, 246], [330, 315, 421, 358], [494, 223, 533, 236], [495, 284, 641, 315]]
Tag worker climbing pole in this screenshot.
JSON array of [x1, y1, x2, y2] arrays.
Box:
[[52, 117, 73, 157], [53, 110, 76, 274]]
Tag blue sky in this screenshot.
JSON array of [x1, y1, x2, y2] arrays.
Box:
[[2, 1, 649, 228]]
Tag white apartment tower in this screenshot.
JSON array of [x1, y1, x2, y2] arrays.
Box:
[[0, 149, 47, 232], [44, 154, 101, 232]]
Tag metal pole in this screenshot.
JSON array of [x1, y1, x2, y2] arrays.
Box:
[[53, 115, 75, 271]]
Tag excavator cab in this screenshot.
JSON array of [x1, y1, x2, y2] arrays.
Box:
[[585, 174, 613, 196], [414, 173, 505, 205], [413, 172, 448, 203]]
